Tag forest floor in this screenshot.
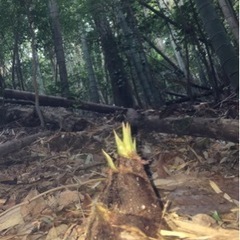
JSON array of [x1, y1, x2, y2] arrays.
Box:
[[0, 101, 238, 240]]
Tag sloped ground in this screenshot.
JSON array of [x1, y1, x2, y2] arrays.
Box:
[[0, 104, 238, 240]]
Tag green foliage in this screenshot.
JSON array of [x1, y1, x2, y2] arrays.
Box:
[[0, 0, 238, 104]]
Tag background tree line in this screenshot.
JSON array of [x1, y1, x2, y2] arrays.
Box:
[[0, 0, 238, 108]]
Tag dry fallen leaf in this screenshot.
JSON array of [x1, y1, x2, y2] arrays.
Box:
[[46, 224, 68, 240], [191, 213, 217, 227], [0, 206, 24, 231], [58, 190, 80, 207], [20, 189, 47, 219]]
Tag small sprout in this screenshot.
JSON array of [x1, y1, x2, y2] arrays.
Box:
[[211, 211, 222, 222], [102, 122, 138, 170], [113, 122, 137, 158], [102, 149, 118, 172], [113, 131, 126, 157]]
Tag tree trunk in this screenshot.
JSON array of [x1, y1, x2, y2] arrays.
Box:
[[218, 0, 239, 42], [48, 0, 69, 97], [169, 32, 188, 76], [79, 25, 100, 103], [113, 0, 164, 107], [88, 0, 134, 108], [11, 33, 17, 89], [12, 24, 25, 91], [189, 0, 220, 98], [194, 0, 239, 91], [15, 43, 25, 91], [34, 50, 45, 95], [46, 45, 58, 87], [157, 0, 188, 77], [24, 0, 45, 127]]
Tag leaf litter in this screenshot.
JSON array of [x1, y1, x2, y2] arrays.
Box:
[[0, 106, 238, 240]]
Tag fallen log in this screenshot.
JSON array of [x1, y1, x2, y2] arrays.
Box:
[[2, 89, 238, 142], [1, 105, 238, 142], [3, 89, 125, 113], [145, 117, 238, 142], [0, 131, 51, 160], [126, 109, 239, 143]]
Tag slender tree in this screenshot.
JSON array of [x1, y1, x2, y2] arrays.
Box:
[[24, 0, 45, 127], [218, 0, 239, 42], [88, 0, 134, 107], [113, 0, 165, 107], [79, 23, 100, 103], [0, 0, 238, 103], [194, 0, 239, 91], [48, 0, 69, 97], [11, 13, 24, 90]]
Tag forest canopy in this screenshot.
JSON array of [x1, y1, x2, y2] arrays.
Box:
[[0, 0, 238, 108]]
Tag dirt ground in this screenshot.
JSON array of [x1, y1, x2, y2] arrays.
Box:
[[0, 105, 238, 240]]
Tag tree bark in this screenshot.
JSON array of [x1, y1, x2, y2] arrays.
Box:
[[88, 1, 134, 108], [113, 0, 164, 107], [194, 0, 239, 91], [218, 0, 239, 42], [48, 0, 69, 97], [189, 0, 220, 98], [3, 88, 125, 113], [79, 24, 100, 103], [24, 0, 45, 128], [126, 109, 238, 143]]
